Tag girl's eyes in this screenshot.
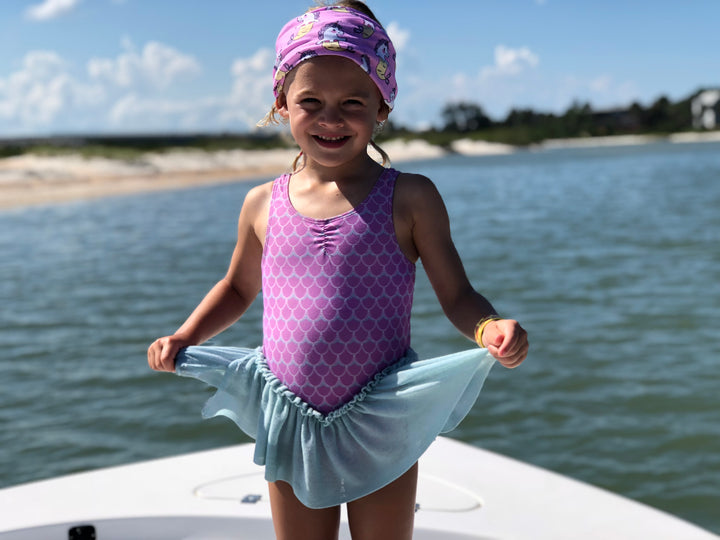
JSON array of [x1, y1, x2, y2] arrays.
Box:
[[297, 98, 365, 107]]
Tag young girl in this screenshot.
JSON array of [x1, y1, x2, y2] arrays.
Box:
[[148, 2, 528, 539]]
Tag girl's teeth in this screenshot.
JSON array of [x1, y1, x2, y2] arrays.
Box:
[[317, 135, 345, 141]]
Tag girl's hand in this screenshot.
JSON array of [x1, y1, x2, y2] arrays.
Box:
[[147, 335, 191, 372], [481, 319, 528, 369]]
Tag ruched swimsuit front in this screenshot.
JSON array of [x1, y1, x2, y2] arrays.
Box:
[[174, 168, 496, 508], [262, 168, 415, 413]]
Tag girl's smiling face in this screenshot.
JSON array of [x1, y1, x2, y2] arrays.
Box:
[[277, 56, 388, 170]]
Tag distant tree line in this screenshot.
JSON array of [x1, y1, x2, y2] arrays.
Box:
[[0, 132, 290, 159], [381, 90, 703, 146]]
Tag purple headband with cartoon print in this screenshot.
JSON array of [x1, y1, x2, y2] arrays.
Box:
[[273, 6, 398, 110]]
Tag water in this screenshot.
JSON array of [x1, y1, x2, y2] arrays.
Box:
[[1, 141, 719, 533]]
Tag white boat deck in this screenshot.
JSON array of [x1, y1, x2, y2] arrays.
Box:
[[0, 437, 716, 539]]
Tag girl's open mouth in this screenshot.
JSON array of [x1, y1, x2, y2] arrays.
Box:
[[313, 135, 350, 148]]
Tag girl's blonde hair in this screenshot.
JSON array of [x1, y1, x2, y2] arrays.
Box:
[[258, 0, 391, 169]]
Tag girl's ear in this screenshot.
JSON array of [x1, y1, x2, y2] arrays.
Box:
[[376, 103, 390, 124], [276, 95, 290, 120]]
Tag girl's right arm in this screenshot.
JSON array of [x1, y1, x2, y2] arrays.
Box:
[[147, 182, 271, 372]]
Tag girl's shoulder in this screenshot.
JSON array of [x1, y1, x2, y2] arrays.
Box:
[[394, 170, 433, 187], [393, 170, 444, 209], [239, 178, 276, 222], [244, 179, 274, 206], [247, 177, 276, 196], [392, 170, 449, 236]]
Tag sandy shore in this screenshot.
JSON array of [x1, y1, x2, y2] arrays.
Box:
[[1, 140, 456, 210], [534, 130, 720, 150], [1, 133, 718, 210], [0, 148, 299, 210], [0, 139, 461, 210]]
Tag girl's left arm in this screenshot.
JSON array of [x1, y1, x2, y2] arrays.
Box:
[[396, 173, 528, 368]]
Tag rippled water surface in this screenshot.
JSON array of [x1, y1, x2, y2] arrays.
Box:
[[1, 141, 718, 533]]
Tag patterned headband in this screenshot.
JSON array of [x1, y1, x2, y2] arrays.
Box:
[[272, 6, 398, 110]]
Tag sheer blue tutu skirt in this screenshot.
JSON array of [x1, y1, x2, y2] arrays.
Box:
[[174, 346, 495, 509]]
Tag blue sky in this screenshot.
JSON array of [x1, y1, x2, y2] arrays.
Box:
[[1, 0, 718, 136]]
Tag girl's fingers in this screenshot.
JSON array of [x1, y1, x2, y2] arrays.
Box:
[[489, 325, 528, 368], [159, 342, 175, 372], [148, 338, 177, 372], [494, 328, 519, 357], [147, 342, 157, 369]]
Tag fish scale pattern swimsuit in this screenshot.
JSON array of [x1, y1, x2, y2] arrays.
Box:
[[261, 168, 415, 413]]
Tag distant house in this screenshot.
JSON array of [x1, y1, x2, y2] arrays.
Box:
[[692, 89, 720, 129]]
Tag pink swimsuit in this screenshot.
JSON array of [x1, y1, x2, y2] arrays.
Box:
[[261, 168, 415, 413]]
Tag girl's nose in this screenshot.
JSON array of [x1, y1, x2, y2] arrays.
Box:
[[318, 106, 343, 127]]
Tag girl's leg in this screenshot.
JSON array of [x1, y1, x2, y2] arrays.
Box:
[[346, 462, 419, 540], [267, 480, 341, 540]]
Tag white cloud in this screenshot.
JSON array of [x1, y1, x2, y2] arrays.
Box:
[[416, 44, 542, 121], [108, 93, 203, 129], [101, 47, 276, 132], [0, 40, 209, 134], [0, 50, 103, 130], [386, 22, 410, 53], [588, 75, 612, 93], [223, 48, 276, 126], [481, 45, 539, 78], [231, 48, 273, 76], [88, 40, 201, 90], [26, 0, 81, 21]]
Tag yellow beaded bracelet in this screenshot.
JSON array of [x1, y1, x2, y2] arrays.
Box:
[[474, 316, 502, 347]]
